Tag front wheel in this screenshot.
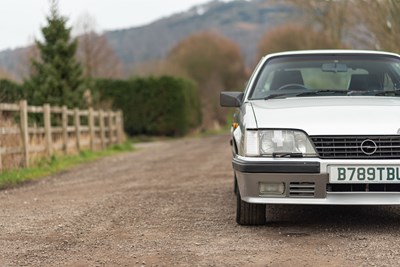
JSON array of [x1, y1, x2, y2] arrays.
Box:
[[236, 187, 266, 225], [233, 173, 238, 195]]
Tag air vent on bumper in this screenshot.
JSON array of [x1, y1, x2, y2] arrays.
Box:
[[289, 182, 315, 197]]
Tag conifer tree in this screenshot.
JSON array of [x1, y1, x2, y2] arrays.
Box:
[[25, 0, 85, 108]]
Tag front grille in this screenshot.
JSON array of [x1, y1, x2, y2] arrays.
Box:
[[289, 182, 315, 197], [311, 136, 400, 159], [327, 183, 400, 192]]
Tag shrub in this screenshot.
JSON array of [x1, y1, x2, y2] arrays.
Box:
[[96, 76, 201, 136], [0, 79, 25, 103], [167, 32, 247, 128]]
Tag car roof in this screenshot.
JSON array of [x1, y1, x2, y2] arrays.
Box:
[[263, 50, 400, 59]]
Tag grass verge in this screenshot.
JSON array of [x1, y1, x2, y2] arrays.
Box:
[[0, 141, 133, 190]]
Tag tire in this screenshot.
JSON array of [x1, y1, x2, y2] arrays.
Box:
[[233, 174, 238, 195], [236, 186, 266, 226]]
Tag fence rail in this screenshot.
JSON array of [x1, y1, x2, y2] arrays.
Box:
[[0, 100, 124, 171]]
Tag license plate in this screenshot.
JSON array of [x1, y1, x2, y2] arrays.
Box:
[[329, 166, 400, 183]]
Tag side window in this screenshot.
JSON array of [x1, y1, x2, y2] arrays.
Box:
[[384, 73, 395, 90], [251, 71, 274, 99], [263, 71, 275, 91]]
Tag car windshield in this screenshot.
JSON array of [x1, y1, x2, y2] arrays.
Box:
[[249, 54, 400, 99]]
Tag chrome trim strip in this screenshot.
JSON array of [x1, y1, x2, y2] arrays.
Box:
[[243, 192, 400, 205]]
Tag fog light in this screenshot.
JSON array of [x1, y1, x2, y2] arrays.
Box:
[[259, 182, 285, 195]]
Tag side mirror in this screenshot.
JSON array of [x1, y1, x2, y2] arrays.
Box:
[[220, 92, 244, 107]]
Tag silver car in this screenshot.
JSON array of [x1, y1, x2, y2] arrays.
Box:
[[221, 50, 400, 225]]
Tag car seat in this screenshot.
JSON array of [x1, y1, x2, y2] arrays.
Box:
[[348, 74, 381, 91], [270, 70, 304, 91]]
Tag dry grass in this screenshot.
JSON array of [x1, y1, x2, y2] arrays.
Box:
[[0, 112, 23, 170]]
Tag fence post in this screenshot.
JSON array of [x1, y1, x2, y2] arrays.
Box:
[[0, 148, 2, 171], [19, 100, 29, 168], [108, 111, 113, 144], [74, 108, 81, 151], [116, 110, 123, 145], [0, 111, 2, 171], [43, 104, 52, 157], [88, 107, 95, 151], [120, 110, 124, 143], [99, 110, 106, 149], [62, 106, 68, 154]]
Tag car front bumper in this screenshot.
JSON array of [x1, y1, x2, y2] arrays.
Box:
[[233, 156, 400, 205]]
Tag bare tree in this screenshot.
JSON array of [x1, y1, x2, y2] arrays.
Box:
[[257, 24, 344, 59], [131, 59, 187, 78], [0, 68, 14, 81], [74, 13, 124, 79], [356, 0, 400, 52], [283, 0, 400, 51], [17, 44, 40, 79], [167, 32, 247, 129], [0, 69, 13, 103], [284, 0, 353, 47]]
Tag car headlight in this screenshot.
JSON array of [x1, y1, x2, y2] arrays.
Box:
[[245, 129, 317, 157]]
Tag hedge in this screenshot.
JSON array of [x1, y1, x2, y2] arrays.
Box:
[[0, 79, 25, 103], [96, 76, 202, 136]]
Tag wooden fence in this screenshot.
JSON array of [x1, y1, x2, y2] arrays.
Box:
[[0, 100, 124, 170]]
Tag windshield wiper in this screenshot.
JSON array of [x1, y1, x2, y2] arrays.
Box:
[[264, 90, 347, 100], [264, 91, 310, 100], [372, 89, 400, 96], [264, 93, 292, 100], [295, 90, 348, 97], [263, 89, 400, 100]]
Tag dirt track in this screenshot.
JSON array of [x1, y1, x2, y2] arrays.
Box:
[[2, 134, 400, 266]]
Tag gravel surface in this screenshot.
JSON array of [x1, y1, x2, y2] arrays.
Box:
[[1, 134, 400, 266]]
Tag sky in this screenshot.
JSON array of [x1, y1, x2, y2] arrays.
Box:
[[0, 0, 213, 51]]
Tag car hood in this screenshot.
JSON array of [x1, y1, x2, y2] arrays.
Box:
[[250, 96, 400, 135]]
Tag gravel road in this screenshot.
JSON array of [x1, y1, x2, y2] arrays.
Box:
[[1, 134, 400, 266]]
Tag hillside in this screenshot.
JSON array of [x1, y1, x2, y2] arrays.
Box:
[[0, 47, 27, 80], [105, 0, 290, 68], [0, 0, 291, 79]]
